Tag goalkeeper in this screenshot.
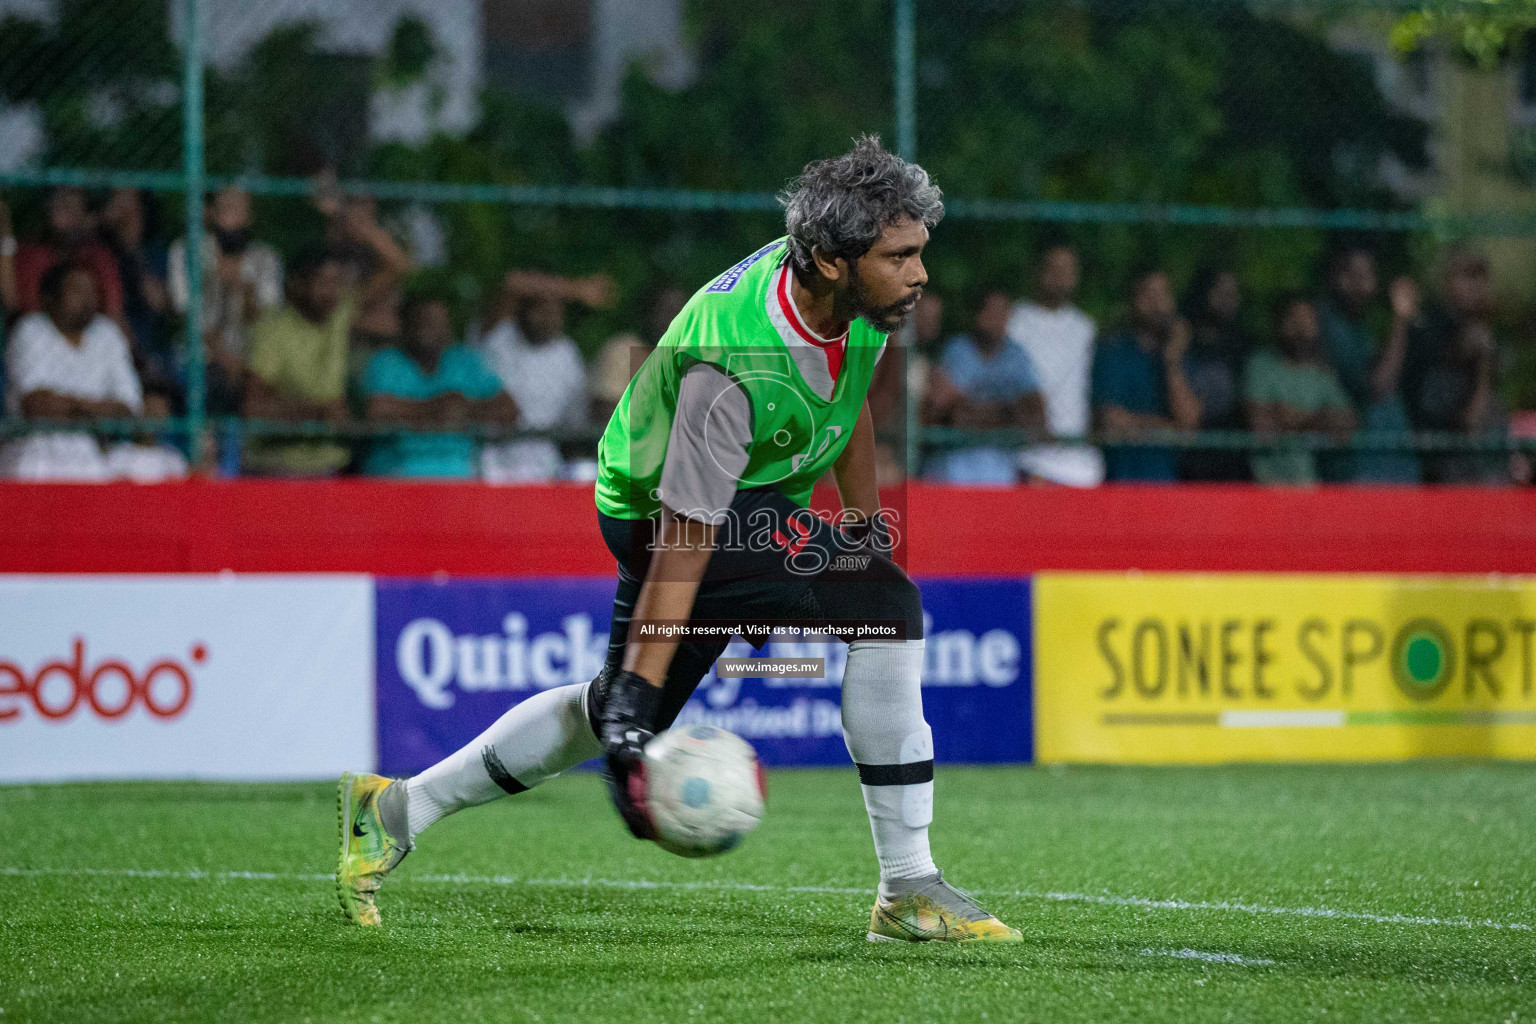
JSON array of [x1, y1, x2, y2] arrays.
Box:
[[338, 136, 1021, 944]]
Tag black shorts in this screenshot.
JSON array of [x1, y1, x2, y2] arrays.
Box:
[[594, 488, 924, 730]]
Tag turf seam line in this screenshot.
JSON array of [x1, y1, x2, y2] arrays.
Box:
[[2, 866, 1528, 933]]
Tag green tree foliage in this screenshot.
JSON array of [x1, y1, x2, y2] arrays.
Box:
[[558, 0, 1426, 328], [903, 1, 1425, 319], [1394, 0, 1536, 65], [0, 0, 1431, 341], [0, 0, 180, 170]]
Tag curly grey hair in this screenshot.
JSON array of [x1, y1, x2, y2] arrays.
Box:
[[780, 135, 944, 279]]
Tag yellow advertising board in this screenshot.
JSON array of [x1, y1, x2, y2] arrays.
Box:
[[1033, 573, 1536, 763]]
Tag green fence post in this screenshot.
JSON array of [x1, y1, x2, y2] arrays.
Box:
[[895, 0, 919, 477], [894, 0, 915, 163], [182, 0, 206, 468]]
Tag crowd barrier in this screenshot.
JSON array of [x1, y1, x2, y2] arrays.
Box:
[[2, 483, 1533, 780], [5, 481, 1536, 574]]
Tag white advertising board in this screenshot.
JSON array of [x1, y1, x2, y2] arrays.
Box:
[[0, 575, 374, 781]]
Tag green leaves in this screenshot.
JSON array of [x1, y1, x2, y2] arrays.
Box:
[[1393, 0, 1536, 67]]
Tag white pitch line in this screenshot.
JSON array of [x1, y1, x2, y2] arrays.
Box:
[[2, 866, 1529, 933], [1024, 889, 1532, 932], [1141, 948, 1277, 966], [0, 866, 329, 882]]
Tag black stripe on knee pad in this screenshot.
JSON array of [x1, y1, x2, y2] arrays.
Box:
[[855, 760, 934, 786], [481, 746, 529, 795], [584, 667, 612, 738]]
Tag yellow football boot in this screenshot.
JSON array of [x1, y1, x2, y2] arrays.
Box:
[[867, 872, 1022, 943], [336, 771, 410, 926]]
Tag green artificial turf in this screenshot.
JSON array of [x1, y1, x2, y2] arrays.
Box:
[[2, 764, 1533, 1023]]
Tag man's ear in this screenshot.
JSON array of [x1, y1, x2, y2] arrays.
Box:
[[811, 247, 845, 285]]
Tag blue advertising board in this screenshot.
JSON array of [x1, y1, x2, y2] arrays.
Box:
[[376, 577, 1032, 774]]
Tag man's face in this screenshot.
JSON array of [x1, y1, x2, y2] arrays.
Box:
[[48, 188, 90, 242], [1206, 272, 1241, 322], [51, 268, 99, 333], [845, 217, 929, 334], [407, 301, 453, 360], [303, 262, 344, 321], [521, 295, 565, 344], [1132, 272, 1175, 331], [1445, 256, 1491, 318], [1279, 301, 1320, 359], [211, 187, 252, 233], [1038, 247, 1079, 305], [974, 292, 1011, 344], [1332, 251, 1377, 314], [103, 189, 143, 243]]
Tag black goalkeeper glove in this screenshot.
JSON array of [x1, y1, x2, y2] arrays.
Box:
[[598, 668, 666, 840]]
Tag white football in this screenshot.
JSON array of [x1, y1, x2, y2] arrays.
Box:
[[642, 725, 766, 858]]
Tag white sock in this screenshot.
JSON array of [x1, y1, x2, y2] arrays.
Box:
[[840, 638, 937, 890], [404, 681, 601, 843]]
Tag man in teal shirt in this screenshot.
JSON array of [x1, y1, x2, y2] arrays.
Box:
[[1091, 270, 1202, 481], [360, 294, 517, 477]]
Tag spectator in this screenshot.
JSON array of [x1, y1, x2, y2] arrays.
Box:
[[1091, 269, 1202, 482], [1316, 247, 1419, 483], [1402, 248, 1508, 484], [360, 294, 518, 478], [0, 196, 15, 403], [14, 186, 124, 323], [865, 289, 943, 483], [318, 190, 414, 362], [0, 195, 17, 316], [241, 251, 357, 476], [922, 291, 1045, 484], [1, 261, 185, 481], [169, 185, 284, 414], [1178, 265, 1251, 482], [869, 288, 944, 425], [486, 267, 613, 334], [1007, 244, 1104, 486], [478, 292, 591, 482], [1245, 295, 1356, 485], [101, 188, 175, 406], [590, 286, 688, 422]]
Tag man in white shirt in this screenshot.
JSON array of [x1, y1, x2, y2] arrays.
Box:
[[1006, 244, 1105, 486], [3, 260, 185, 481], [478, 292, 590, 482]]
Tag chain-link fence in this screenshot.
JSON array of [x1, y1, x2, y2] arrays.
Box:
[[0, 0, 1532, 483]]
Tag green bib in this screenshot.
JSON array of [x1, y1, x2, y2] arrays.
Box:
[[596, 239, 886, 519]]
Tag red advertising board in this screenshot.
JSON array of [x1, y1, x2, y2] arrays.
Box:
[[2, 480, 1533, 576]]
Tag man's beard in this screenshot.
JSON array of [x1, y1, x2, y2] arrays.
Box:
[[849, 267, 920, 334]]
